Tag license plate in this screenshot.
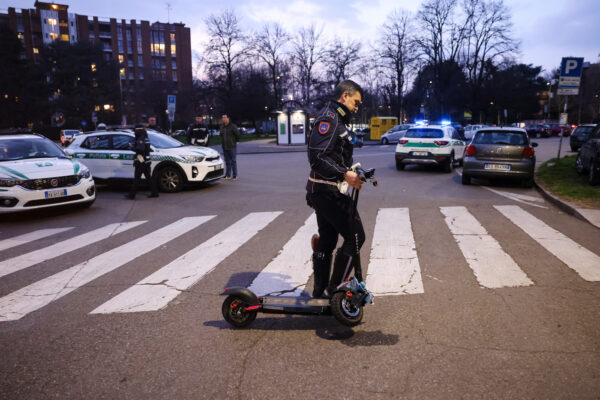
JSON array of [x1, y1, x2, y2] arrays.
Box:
[[45, 189, 67, 199], [484, 164, 510, 171], [412, 151, 428, 156]]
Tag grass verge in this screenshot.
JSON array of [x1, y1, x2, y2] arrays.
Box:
[[536, 155, 600, 208]]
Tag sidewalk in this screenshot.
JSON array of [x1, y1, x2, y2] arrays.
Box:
[[532, 137, 600, 229]]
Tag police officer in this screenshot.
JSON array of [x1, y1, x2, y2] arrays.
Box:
[[126, 125, 159, 199], [186, 115, 209, 146], [306, 80, 364, 298]]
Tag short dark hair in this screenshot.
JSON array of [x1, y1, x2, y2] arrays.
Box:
[[333, 80, 363, 101]]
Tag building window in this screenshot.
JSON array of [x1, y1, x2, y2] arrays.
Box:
[[137, 40, 143, 53], [61, 34, 69, 42], [172, 60, 177, 69], [139, 72, 144, 80], [126, 29, 131, 40], [118, 26, 122, 36], [128, 60, 134, 68], [118, 40, 124, 53], [129, 72, 134, 80], [33, 48, 39, 54], [170, 44, 176, 56], [138, 55, 143, 67], [127, 41, 132, 54], [172, 71, 178, 82], [71, 21, 73, 27], [161, 59, 166, 70], [118, 54, 124, 63]]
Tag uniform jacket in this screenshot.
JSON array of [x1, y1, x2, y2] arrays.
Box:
[[220, 123, 241, 150], [131, 132, 152, 164], [306, 101, 354, 193], [187, 123, 208, 143]]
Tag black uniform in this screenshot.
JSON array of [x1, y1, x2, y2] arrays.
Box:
[[186, 123, 209, 146], [127, 129, 158, 198], [306, 101, 365, 297]]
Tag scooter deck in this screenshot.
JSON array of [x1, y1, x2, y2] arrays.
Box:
[[260, 296, 331, 315]]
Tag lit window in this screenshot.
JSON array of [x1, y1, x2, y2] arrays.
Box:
[[17, 32, 23, 39], [170, 44, 176, 56], [91, 63, 97, 72], [33, 48, 39, 54], [120, 68, 125, 77], [48, 18, 57, 26], [94, 105, 100, 111], [118, 54, 124, 63], [61, 34, 69, 41]]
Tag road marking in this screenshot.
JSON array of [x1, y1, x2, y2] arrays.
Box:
[[247, 213, 317, 297], [91, 212, 282, 314], [440, 206, 533, 288], [0, 221, 146, 279], [366, 208, 424, 295], [0, 217, 212, 321], [495, 205, 600, 281], [0, 228, 73, 252]]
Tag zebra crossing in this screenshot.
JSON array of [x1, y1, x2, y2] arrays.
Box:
[[0, 205, 599, 322]]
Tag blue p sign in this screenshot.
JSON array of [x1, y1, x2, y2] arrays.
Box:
[[560, 57, 584, 77]]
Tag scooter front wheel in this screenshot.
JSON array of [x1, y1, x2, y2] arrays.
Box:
[[222, 295, 257, 328], [330, 292, 363, 327]]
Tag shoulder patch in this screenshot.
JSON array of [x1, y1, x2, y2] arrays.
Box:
[[318, 122, 331, 135]]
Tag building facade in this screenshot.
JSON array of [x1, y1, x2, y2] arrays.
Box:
[[2, 1, 192, 125]]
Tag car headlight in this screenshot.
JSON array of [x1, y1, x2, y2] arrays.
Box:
[[78, 169, 91, 179], [181, 155, 205, 162], [0, 178, 25, 187]]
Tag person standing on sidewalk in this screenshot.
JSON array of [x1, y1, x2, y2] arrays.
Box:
[[220, 114, 241, 180]]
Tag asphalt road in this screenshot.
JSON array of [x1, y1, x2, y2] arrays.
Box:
[[1, 143, 599, 399]]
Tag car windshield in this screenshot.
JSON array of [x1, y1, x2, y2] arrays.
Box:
[[473, 131, 527, 145], [148, 132, 184, 149], [0, 138, 67, 161], [574, 126, 595, 136], [404, 128, 444, 139]]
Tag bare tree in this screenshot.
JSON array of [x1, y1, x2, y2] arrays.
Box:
[[324, 37, 363, 87], [375, 9, 418, 120], [251, 23, 290, 107], [204, 10, 248, 104], [291, 24, 323, 106]]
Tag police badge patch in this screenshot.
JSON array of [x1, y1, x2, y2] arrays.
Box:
[[318, 122, 330, 134]]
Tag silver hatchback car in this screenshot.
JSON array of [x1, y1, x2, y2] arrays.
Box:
[[462, 128, 538, 187]]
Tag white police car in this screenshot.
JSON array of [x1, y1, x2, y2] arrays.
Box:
[[66, 130, 224, 192], [0, 134, 95, 213], [395, 123, 466, 172]]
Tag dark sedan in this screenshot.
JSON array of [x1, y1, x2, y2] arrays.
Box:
[[462, 128, 538, 187], [575, 124, 600, 185], [525, 124, 549, 138], [570, 124, 597, 152]]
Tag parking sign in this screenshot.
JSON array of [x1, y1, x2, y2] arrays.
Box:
[[557, 57, 584, 95]]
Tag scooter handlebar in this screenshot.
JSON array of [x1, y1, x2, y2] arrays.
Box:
[[355, 166, 377, 186]]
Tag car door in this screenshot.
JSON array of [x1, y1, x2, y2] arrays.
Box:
[[581, 126, 600, 168], [110, 134, 136, 178], [74, 134, 112, 178], [450, 128, 466, 160]]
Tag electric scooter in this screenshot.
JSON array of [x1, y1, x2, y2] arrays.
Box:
[[221, 165, 378, 327]]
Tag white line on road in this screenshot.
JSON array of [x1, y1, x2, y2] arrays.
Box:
[[0, 221, 146, 279], [0, 217, 212, 321], [247, 213, 317, 297], [440, 206, 533, 288], [495, 205, 600, 281], [91, 212, 282, 314], [366, 208, 424, 296], [0, 228, 73, 252]]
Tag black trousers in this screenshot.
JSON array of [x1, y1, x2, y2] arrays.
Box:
[[129, 161, 158, 196], [307, 191, 366, 258]]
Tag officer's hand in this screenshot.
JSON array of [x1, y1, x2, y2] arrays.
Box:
[[344, 171, 363, 189]]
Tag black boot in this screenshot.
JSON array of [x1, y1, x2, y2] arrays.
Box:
[[312, 251, 331, 298], [326, 250, 353, 295]]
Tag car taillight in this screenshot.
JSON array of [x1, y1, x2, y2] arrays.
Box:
[[434, 140, 449, 146], [465, 145, 476, 156], [398, 139, 408, 145], [522, 147, 535, 158]]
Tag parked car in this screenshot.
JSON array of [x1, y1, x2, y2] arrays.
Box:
[[0, 134, 95, 212], [547, 123, 573, 137], [380, 124, 413, 145], [462, 128, 538, 187], [67, 130, 224, 192], [575, 124, 600, 185], [525, 124, 549, 138], [60, 129, 82, 146], [395, 125, 466, 172], [570, 124, 597, 152], [463, 125, 487, 140]]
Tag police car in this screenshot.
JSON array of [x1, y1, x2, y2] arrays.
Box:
[[0, 134, 95, 213], [395, 123, 466, 172], [66, 130, 224, 192]]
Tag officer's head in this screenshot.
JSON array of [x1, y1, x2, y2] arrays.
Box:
[[134, 124, 147, 137], [148, 116, 157, 126], [195, 115, 203, 124], [333, 80, 363, 114]]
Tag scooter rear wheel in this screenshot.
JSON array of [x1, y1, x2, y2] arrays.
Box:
[[222, 295, 257, 328], [330, 292, 363, 327]]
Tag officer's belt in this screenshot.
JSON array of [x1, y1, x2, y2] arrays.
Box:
[[308, 177, 340, 187]]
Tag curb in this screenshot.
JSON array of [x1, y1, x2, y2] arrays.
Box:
[[534, 181, 599, 229]]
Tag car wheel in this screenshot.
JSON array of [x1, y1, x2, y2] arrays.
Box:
[[589, 159, 600, 186], [575, 154, 585, 174], [522, 177, 534, 188], [396, 160, 405, 170], [444, 153, 455, 173], [381, 138, 389, 145], [158, 166, 184, 193], [461, 174, 471, 185]]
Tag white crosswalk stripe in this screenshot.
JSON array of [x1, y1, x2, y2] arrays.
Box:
[[0, 228, 73, 252], [495, 205, 600, 281], [366, 208, 424, 296], [0, 221, 146, 279], [91, 212, 282, 314], [247, 213, 317, 297], [0, 217, 211, 321], [441, 206, 534, 288]]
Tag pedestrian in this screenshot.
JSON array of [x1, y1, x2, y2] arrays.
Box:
[[187, 115, 209, 146], [126, 125, 159, 199], [220, 114, 241, 180], [305, 80, 364, 298], [147, 116, 162, 133]]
